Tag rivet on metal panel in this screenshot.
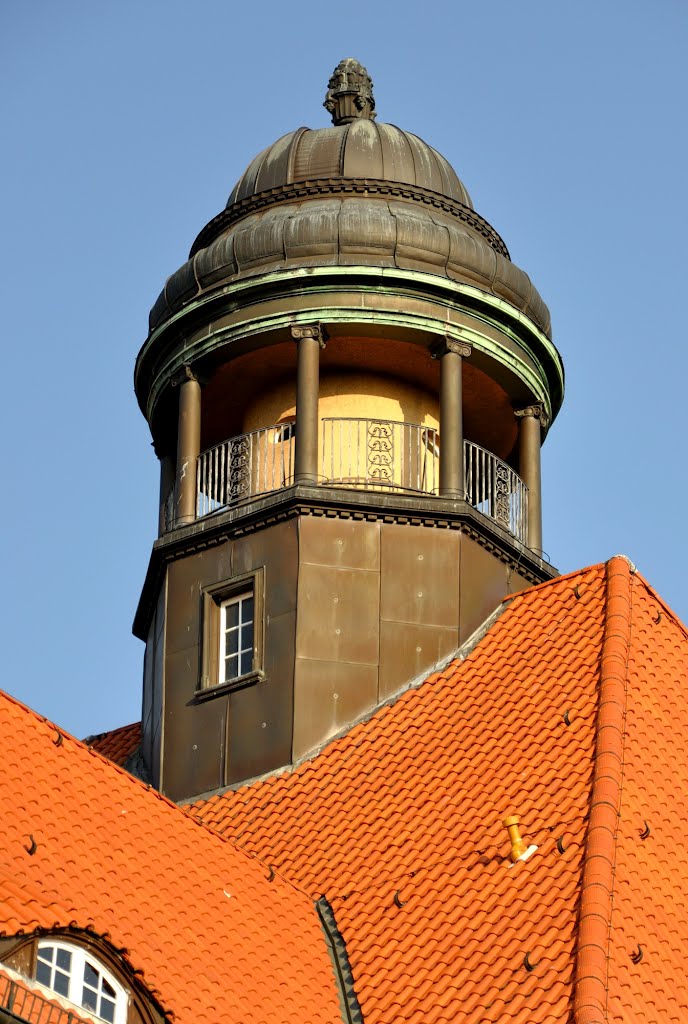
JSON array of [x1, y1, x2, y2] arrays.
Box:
[[261, 722, 267, 729]]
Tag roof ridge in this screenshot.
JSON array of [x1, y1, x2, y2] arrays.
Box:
[[574, 555, 633, 1024]]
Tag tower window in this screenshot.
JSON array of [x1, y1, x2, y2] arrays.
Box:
[[35, 940, 127, 1024], [220, 592, 255, 682], [198, 568, 265, 697]]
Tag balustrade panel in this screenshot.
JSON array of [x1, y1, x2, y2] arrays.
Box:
[[321, 417, 439, 495], [196, 424, 295, 519]]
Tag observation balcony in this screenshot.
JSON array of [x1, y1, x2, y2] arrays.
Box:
[[164, 418, 528, 544]]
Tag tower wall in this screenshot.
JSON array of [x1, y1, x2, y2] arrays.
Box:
[[142, 512, 537, 801]]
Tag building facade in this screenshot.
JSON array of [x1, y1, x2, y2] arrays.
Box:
[[1, 60, 687, 1024]]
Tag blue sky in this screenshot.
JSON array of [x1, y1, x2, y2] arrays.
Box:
[[2, 1, 686, 738]]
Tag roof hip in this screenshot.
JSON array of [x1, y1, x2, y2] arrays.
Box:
[[574, 556, 633, 1024]]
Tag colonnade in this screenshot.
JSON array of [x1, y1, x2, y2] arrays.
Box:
[[164, 327, 547, 553]]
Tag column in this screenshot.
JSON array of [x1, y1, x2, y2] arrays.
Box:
[[515, 403, 549, 553], [291, 324, 328, 486], [173, 366, 202, 526], [431, 337, 472, 499], [157, 449, 175, 536]]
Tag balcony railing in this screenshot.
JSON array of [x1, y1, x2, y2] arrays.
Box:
[[464, 439, 528, 543], [196, 423, 296, 519], [0, 974, 80, 1024], [184, 419, 528, 544]]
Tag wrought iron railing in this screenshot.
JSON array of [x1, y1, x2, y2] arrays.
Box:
[[0, 975, 80, 1024], [321, 417, 439, 495], [464, 439, 528, 543], [196, 423, 295, 518], [185, 419, 528, 544]]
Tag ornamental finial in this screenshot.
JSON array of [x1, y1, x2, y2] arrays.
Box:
[[324, 58, 376, 126]]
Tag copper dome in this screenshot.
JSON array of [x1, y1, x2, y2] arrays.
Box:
[[148, 60, 551, 342], [226, 121, 473, 210]]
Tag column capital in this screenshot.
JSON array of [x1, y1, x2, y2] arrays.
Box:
[[291, 323, 328, 348], [515, 403, 550, 430], [170, 364, 203, 388], [430, 336, 472, 360]]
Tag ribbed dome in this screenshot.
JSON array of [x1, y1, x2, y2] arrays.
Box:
[[227, 121, 473, 210], [148, 59, 552, 343]]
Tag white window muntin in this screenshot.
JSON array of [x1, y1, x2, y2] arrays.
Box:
[[35, 940, 127, 1024], [219, 591, 254, 683]]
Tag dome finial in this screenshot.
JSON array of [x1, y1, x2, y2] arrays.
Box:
[[324, 58, 376, 125]]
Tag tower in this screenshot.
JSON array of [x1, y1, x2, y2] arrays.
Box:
[[133, 60, 564, 801]]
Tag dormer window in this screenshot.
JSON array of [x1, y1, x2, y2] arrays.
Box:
[[35, 940, 127, 1024]]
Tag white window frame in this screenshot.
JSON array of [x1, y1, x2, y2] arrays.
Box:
[[35, 940, 128, 1024], [219, 590, 255, 685]]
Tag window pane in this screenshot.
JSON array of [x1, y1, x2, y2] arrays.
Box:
[[54, 972, 70, 998], [243, 620, 254, 651], [101, 998, 116, 1023], [242, 596, 254, 623], [240, 649, 253, 675], [225, 654, 238, 680], [82, 987, 98, 1012], [102, 979, 116, 999], [36, 961, 51, 987], [84, 962, 99, 988], [225, 629, 239, 656], [56, 948, 72, 972], [225, 603, 239, 628]]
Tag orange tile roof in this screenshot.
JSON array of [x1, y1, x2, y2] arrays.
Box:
[[190, 557, 688, 1024], [0, 694, 341, 1024], [85, 721, 141, 766]]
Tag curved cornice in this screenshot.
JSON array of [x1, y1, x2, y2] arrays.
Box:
[[135, 266, 564, 428], [190, 178, 510, 259]]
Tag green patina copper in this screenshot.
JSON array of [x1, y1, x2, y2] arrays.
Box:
[[136, 266, 564, 426]]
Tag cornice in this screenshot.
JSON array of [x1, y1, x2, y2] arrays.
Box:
[[133, 484, 557, 640], [189, 178, 510, 259], [135, 267, 563, 427]]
